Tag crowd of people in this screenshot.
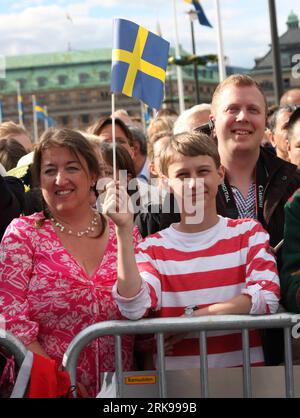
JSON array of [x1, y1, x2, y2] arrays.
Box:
[[1, 75, 300, 396]]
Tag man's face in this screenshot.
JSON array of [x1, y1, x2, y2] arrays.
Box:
[[270, 109, 292, 158], [212, 85, 266, 156], [98, 124, 134, 158], [288, 120, 300, 168]]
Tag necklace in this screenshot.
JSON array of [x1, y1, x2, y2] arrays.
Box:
[[51, 212, 99, 238]]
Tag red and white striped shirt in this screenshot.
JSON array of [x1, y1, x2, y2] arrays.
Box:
[[114, 216, 280, 368]]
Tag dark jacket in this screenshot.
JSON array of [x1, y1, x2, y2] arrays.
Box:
[[280, 189, 300, 312], [0, 176, 24, 241]]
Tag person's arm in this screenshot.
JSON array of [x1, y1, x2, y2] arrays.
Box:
[[103, 181, 142, 298], [193, 295, 252, 316]]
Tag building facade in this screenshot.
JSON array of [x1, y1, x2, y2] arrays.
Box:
[[0, 47, 221, 137], [251, 11, 300, 104]]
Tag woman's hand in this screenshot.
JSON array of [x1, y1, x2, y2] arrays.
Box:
[[102, 180, 134, 229]]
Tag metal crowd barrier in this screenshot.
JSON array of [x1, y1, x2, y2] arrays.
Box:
[[63, 313, 298, 398], [0, 329, 27, 369]]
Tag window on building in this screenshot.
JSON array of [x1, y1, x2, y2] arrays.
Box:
[[79, 73, 90, 84], [260, 80, 274, 91], [99, 71, 109, 81], [79, 92, 88, 103], [17, 79, 26, 89], [0, 80, 6, 89], [100, 91, 109, 99], [37, 77, 47, 88], [81, 114, 90, 124], [61, 116, 69, 126], [58, 75, 68, 85], [284, 78, 291, 89], [58, 94, 68, 104]]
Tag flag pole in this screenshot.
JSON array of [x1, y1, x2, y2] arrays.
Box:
[[214, 0, 226, 82], [0, 102, 3, 124], [16, 81, 24, 126], [111, 93, 117, 182], [44, 106, 49, 130], [172, 0, 185, 113], [32, 95, 38, 143]]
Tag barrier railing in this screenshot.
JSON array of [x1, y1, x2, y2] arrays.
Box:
[[0, 329, 27, 369], [63, 313, 299, 398]]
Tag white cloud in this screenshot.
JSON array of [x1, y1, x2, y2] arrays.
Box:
[[0, 0, 298, 71]]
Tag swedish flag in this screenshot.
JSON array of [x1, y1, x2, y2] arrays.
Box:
[[184, 0, 212, 28], [35, 104, 46, 121], [111, 19, 170, 110]]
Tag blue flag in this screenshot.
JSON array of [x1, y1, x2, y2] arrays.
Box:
[[184, 0, 212, 28], [111, 19, 170, 110]]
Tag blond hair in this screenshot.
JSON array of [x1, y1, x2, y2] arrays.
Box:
[[211, 74, 268, 116], [159, 132, 220, 176]]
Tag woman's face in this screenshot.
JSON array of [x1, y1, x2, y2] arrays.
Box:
[[98, 124, 134, 158], [40, 146, 95, 216]]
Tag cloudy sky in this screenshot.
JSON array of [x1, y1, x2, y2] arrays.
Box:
[[0, 0, 299, 69]]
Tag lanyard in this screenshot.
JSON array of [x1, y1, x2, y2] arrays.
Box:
[[219, 158, 267, 224]]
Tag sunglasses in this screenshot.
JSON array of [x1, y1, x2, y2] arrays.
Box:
[[193, 119, 215, 136]]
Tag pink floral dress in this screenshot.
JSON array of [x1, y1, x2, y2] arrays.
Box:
[[0, 212, 141, 396]]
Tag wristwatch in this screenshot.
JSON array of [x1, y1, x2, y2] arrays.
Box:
[[184, 305, 198, 316]]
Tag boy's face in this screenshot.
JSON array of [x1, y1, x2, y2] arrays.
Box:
[[211, 85, 266, 156], [166, 154, 224, 220]]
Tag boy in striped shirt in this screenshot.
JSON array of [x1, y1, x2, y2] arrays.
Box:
[[106, 132, 280, 368]]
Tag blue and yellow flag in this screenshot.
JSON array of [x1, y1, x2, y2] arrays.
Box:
[[35, 103, 46, 121], [111, 19, 170, 110], [184, 0, 212, 28]]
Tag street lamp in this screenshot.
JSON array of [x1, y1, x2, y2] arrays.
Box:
[[187, 9, 200, 104]]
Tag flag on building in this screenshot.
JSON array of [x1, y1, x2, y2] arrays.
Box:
[[111, 18, 170, 110], [184, 0, 212, 28]]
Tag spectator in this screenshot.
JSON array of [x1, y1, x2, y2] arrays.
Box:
[[0, 138, 27, 171], [128, 125, 149, 182], [0, 121, 33, 152], [173, 103, 211, 135], [268, 105, 296, 161], [287, 107, 300, 169], [147, 116, 175, 143], [0, 128, 141, 396], [107, 132, 280, 369], [88, 116, 134, 158], [280, 88, 300, 106]]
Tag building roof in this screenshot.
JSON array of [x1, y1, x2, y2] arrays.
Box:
[[5, 49, 112, 70], [252, 11, 300, 71], [0, 47, 219, 95]]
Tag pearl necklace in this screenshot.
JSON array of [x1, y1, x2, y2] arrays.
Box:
[[51, 212, 99, 238]]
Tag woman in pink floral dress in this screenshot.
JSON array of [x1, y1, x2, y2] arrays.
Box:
[[0, 128, 141, 396]]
